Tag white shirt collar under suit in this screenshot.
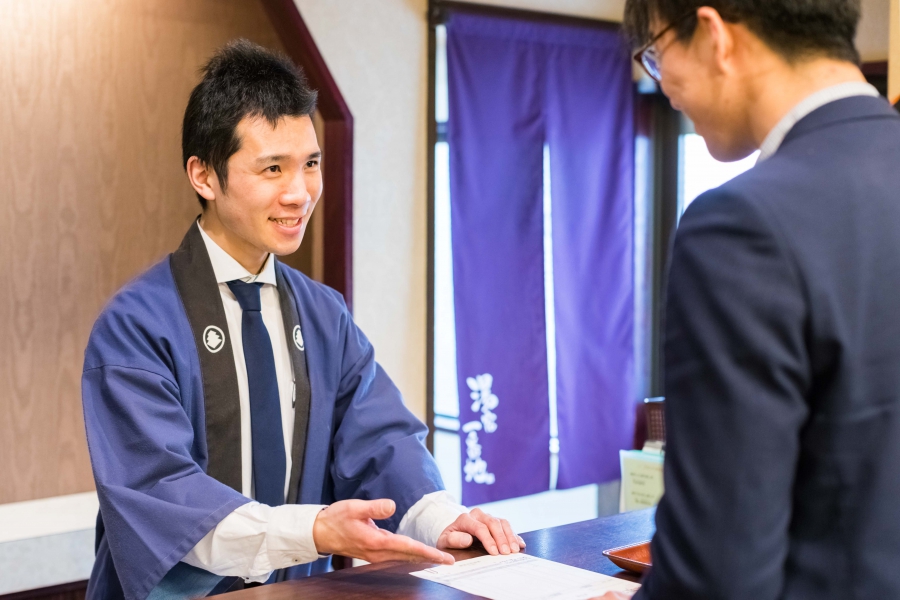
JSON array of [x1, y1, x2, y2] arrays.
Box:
[[757, 81, 879, 163]]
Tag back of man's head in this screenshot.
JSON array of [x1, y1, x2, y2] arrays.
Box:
[[182, 39, 318, 209], [624, 0, 861, 64]]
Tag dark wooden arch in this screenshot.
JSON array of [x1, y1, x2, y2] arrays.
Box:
[[261, 0, 354, 311]]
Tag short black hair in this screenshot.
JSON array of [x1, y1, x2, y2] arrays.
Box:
[[623, 0, 861, 64], [182, 39, 318, 208]]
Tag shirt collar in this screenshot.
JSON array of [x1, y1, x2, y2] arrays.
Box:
[[197, 220, 278, 286], [757, 82, 880, 163]]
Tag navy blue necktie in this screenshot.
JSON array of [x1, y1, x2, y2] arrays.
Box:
[[227, 280, 286, 508]]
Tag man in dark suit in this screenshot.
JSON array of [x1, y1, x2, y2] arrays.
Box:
[[596, 0, 900, 598]]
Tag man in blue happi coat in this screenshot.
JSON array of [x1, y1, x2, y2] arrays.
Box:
[[82, 40, 523, 600]]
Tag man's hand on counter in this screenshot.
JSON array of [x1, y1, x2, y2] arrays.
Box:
[[436, 507, 526, 555], [312, 499, 455, 565]]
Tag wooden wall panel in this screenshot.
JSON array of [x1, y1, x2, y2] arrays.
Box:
[[0, 0, 290, 504]]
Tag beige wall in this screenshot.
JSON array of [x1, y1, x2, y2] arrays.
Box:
[[859, 0, 891, 61], [294, 0, 890, 423], [292, 0, 431, 420], [890, 0, 900, 100]]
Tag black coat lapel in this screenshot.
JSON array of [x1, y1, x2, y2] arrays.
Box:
[[170, 221, 243, 493], [275, 262, 312, 505]]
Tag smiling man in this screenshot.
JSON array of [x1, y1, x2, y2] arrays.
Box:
[[82, 40, 522, 600]]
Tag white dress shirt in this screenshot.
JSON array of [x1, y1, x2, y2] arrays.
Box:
[[757, 81, 880, 163], [182, 222, 466, 581]]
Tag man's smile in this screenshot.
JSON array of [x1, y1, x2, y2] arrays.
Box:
[[270, 217, 301, 227]]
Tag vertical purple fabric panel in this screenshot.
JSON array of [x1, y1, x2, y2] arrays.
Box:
[[546, 32, 635, 487], [447, 14, 550, 505]]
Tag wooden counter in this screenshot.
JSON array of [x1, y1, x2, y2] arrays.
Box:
[[223, 508, 655, 599]]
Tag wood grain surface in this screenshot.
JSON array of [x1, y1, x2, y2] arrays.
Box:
[[220, 509, 656, 600], [0, 0, 301, 504]]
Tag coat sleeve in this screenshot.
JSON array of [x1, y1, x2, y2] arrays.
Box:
[[327, 306, 446, 532], [636, 190, 811, 600], [83, 357, 249, 599]]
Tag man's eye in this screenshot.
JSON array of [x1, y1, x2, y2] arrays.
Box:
[[267, 165, 281, 173], [306, 160, 319, 168]]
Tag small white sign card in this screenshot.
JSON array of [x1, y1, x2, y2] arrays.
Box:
[[411, 553, 640, 600]]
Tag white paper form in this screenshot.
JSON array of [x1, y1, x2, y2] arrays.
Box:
[[411, 553, 641, 600]]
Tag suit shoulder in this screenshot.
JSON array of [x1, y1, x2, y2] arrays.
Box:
[[680, 172, 769, 232], [676, 168, 808, 294], [681, 151, 816, 235]]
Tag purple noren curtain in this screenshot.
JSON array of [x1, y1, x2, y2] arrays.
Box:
[[448, 15, 549, 505], [447, 13, 634, 505], [546, 30, 636, 488]]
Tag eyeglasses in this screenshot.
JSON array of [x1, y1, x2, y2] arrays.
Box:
[[633, 11, 696, 82]]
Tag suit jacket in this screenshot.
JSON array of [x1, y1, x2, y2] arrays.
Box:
[[636, 96, 900, 599]]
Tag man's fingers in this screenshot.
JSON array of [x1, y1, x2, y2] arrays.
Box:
[[316, 500, 452, 564], [408, 544, 455, 565], [371, 498, 396, 520], [353, 498, 396, 521], [465, 515, 499, 555], [367, 531, 454, 565], [468, 509, 511, 554], [483, 515, 512, 554], [444, 531, 474, 549], [500, 519, 519, 552]]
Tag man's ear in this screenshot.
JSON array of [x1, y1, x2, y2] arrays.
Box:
[[695, 6, 734, 75], [186, 156, 218, 203]]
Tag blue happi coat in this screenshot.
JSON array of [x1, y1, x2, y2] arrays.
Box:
[[82, 223, 443, 600]]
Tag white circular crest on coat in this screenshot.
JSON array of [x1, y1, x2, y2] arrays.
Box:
[[293, 325, 305, 351], [203, 325, 226, 353]]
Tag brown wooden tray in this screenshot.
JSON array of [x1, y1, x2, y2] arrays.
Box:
[[602, 540, 652, 574]]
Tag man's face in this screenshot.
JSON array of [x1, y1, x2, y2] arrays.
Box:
[[208, 115, 322, 258], [651, 14, 758, 161]]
